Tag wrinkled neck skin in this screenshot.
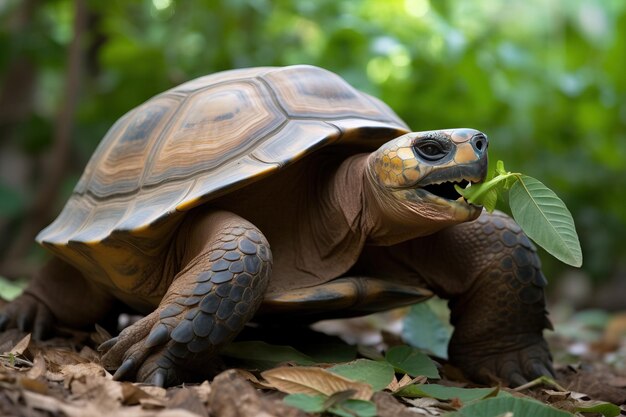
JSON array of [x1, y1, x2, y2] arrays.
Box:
[[334, 154, 470, 247]]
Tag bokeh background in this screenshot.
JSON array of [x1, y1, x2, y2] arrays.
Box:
[[1, 0, 625, 304]]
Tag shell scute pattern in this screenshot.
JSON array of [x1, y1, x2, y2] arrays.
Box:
[[36, 65, 409, 251]]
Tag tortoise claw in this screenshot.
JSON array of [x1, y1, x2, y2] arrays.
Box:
[[144, 324, 170, 349], [113, 357, 137, 381], [508, 372, 528, 387], [98, 336, 119, 352], [451, 335, 553, 387], [528, 362, 554, 380], [152, 369, 167, 387]]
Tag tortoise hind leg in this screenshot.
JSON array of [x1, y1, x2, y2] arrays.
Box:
[[0, 257, 116, 339], [100, 210, 272, 387], [356, 210, 553, 386]]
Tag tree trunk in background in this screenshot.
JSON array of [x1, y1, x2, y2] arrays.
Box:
[[0, 0, 40, 273], [0, 0, 88, 278]]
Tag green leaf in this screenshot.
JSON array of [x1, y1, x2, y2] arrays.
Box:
[[454, 166, 516, 208], [447, 396, 573, 417], [385, 345, 439, 378], [495, 160, 507, 176], [402, 303, 451, 359], [396, 384, 502, 404], [284, 393, 377, 417], [284, 393, 326, 413], [221, 341, 315, 369], [0, 276, 27, 301], [481, 188, 499, 212], [329, 359, 395, 391], [329, 399, 377, 417], [574, 401, 620, 417], [509, 175, 583, 267]]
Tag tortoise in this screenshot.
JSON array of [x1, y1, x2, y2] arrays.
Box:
[[0, 65, 553, 387]]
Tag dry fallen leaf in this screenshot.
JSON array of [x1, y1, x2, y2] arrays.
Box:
[[19, 377, 49, 395], [235, 369, 274, 389], [26, 351, 47, 379], [167, 387, 208, 417], [387, 373, 426, 392], [9, 334, 31, 356], [120, 381, 152, 405], [404, 397, 450, 416], [261, 366, 373, 400]]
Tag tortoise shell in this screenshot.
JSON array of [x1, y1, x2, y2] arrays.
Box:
[[37, 65, 408, 249]]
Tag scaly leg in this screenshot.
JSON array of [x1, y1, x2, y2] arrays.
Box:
[[356, 210, 553, 386], [100, 210, 272, 386]]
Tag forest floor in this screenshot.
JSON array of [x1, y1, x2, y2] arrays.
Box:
[[0, 297, 625, 417]]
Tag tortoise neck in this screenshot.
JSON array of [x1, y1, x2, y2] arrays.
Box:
[[358, 154, 455, 246]]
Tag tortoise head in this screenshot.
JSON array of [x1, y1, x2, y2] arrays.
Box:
[[366, 128, 488, 231]]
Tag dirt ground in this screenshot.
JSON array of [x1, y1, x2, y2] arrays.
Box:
[[0, 301, 625, 417]]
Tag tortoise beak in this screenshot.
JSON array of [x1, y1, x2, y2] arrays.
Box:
[[414, 130, 488, 202]]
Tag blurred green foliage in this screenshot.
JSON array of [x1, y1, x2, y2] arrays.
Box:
[[0, 0, 624, 281]]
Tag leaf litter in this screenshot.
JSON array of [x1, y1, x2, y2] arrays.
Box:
[[0, 298, 625, 416]]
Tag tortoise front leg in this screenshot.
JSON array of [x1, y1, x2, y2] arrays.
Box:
[[100, 210, 272, 387], [358, 210, 553, 386]]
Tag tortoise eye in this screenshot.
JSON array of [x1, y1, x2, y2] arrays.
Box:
[[415, 140, 448, 161]]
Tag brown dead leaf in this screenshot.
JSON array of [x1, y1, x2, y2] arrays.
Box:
[[137, 383, 168, 399], [26, 351, 47, 379], [262, 366, 373, 400], [192, 380, 212, 403], [61, 362, 108, 381], [403, 397, 446, 415], [559, 364, 626, 404], [43, 347, 90, 367], [167, 387, 208, 417], [9, 334, 31, 356], [373, 391, 431, 417], [120, 381, 152, 405], [78, 345, 100, 362], [387, 373, 426, 392], [19, 377, 49, 395], [235, 369, 274, 389], [210, 369, 308, 417], [21, 389, 64, 414], [92, 324, 112, 346], [158, 410, 209, 417]]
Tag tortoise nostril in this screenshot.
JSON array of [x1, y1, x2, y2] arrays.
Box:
[[471, 134, 487, 153]]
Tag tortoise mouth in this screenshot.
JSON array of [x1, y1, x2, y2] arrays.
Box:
[[422, 179, 470, 202], [410, 176, 485, 218], [415, 161, 487, 208]]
